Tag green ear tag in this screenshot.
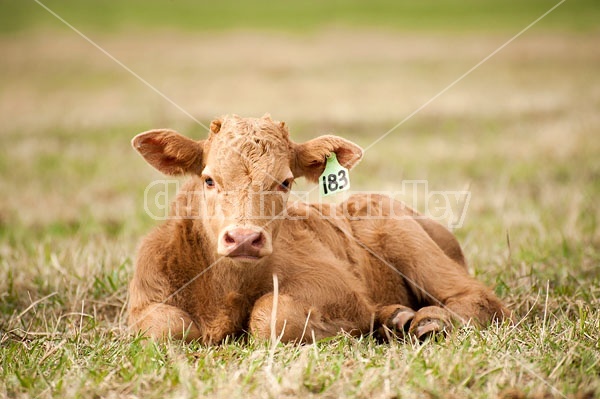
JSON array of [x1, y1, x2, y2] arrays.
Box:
[[319, 153, 350, 197]]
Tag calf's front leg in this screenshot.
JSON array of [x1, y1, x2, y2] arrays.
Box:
[[128, 303, 201, 342], [249, 293, 362, 343]]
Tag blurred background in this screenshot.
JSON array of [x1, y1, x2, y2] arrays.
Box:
[[0, 0, 598, 245]]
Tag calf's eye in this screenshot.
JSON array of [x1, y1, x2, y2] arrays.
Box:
[[204, 177, 215, 188], [278, 179, 293, 191]]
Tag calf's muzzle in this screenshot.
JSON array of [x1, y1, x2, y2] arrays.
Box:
[[217, 226, 271, 260]]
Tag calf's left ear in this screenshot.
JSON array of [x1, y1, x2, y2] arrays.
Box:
[[132, 129, 205, 175], [292, 135, 363, 183]]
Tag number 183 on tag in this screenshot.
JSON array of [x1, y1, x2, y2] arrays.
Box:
[[320, 153, 351, 197]]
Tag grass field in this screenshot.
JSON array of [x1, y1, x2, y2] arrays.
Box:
[[1, 1, 599, 398], [2, 0, 599, 34]]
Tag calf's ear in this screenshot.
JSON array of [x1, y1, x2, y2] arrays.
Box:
[[132, 129, 205, 175], [292, 135, 363, 183]]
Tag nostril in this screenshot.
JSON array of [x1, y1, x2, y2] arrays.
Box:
[[224, 233, 236, 245], [251, 234, 264, 248]]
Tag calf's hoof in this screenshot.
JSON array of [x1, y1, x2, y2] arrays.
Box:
[[409, 318, 447, 340], [408, 306, 452, 341], [391, 307, 416, 332]]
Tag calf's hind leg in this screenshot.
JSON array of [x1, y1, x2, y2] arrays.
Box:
[[414, 217, 467, 269], [352, 220, 510, 339], [387, 223, 509, 337]]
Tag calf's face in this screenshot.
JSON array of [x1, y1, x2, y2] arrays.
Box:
[[132, 114, 362, 263]]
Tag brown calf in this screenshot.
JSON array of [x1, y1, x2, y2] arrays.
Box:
[[128, 114, 510, 344]]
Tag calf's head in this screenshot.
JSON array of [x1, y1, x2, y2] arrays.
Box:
[[132, 114, 362, 262]]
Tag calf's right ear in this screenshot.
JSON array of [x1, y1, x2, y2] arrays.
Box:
[[132, 129, 205, 175]]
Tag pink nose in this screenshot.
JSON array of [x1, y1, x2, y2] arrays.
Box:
[[221, 228, 265, 258]]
